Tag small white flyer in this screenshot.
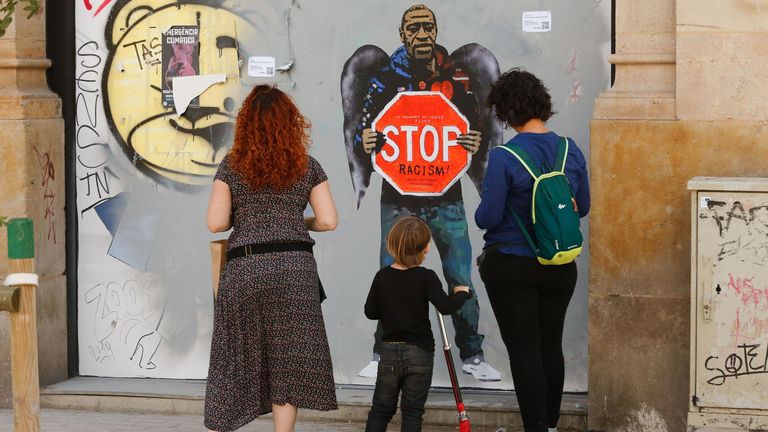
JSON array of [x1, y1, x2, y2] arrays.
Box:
[[248, 56, 276, 77], [523, 11, 552, 33]]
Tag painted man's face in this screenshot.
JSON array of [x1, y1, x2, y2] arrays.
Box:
[[400, 9, 437, 61]]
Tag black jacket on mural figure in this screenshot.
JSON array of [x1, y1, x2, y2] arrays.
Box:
[[353, 44, 479, 207], [341, 42, 502, 208]]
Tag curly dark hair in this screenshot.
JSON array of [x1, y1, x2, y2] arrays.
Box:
[[487, 68, 556, 128], [229, 84, 310, 190]]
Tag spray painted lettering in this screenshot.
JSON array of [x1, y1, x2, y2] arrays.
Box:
[[701, 201, 768, 265], [704, 342, 768, 386], [82, 0, 114, 17], [84, 278, 157, 367], [702, 200, 768, 238], [76, 40, 117, 215], [32, 146, 56, 244]]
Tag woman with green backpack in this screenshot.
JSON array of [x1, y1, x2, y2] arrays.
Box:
[[475, 68, 590, 432]]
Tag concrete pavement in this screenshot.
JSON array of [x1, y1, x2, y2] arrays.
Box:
[[0, 408, 509, 431], [37, 378, 587, 430]]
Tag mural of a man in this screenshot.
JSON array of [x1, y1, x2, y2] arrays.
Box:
[[341, 4, 503, 381]]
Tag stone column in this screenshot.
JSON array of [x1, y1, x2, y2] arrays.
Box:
[[590, 0, 768, 430], [0, 1, 67, 407], [676, 0, 768, 121], [593, 0, 676, 120], [588, 0, 684, 430]]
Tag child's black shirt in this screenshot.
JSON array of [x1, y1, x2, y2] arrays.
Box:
[[363, 266, 471, 352]]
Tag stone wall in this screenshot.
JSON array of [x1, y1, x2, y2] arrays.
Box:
[[589, 0, 768, 430], [0, 2, 67, 408]]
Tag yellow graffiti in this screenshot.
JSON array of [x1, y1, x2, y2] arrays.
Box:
[[105, 1, 271, 186]]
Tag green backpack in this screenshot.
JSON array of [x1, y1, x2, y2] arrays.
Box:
[[498, 137, 583, 265]]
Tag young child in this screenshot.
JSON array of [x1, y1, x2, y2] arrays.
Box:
[[364, 216, 471, 432]]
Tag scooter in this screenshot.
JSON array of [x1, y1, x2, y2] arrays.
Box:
[[435, 307, 472, 432]]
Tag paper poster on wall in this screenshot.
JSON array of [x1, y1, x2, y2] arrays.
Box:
[[340, 3, 506, 385], [248, 56, 276, 77], [162, 25, 200, 107], [522, 11, 552, 32], [74, 0, 609, 389]]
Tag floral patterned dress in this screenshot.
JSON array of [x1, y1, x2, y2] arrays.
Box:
[[204, 155, 337, 431]]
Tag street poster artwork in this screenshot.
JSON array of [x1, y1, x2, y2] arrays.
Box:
[[75, 0, 283, 379], [161, 25, 200, 108], [74, 0, 609, 391], [341, 3, 508, 383]]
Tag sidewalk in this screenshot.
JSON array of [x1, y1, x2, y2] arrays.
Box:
[[34, 377, 586, 431], [0, 408, 508, 431]]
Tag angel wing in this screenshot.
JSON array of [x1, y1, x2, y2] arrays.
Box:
[[340, 45, 389, 208], [450, 43, 502, 194]]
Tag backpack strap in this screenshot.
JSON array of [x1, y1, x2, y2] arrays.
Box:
[[497, 139, 568, 256], [554, 137, 569, 173], [497, 143, 540, 254], [498, 144, 540, 179], [508, 203, 539, 254]]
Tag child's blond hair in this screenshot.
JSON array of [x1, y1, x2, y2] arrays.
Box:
[[387, 216, 431, 268]]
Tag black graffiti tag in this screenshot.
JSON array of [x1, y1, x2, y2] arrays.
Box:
[[702, 200, 768, 238], [704, 342, 768, 386], [76, 40, 118, 212]]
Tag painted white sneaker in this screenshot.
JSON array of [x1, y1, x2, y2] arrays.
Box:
[[358, 360, 379, 378], [462, 356, 503, 382]]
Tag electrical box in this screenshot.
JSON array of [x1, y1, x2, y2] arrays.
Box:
[[688, 177, 768, 430]]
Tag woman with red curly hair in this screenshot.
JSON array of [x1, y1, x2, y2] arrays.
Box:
[[204, 84, 339, 432]]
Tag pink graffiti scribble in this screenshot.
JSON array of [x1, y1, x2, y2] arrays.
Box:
[[565, 53, 578, 74], [93, 0, 115, 17], [84, 0, 114, 17], [728, 273, 768, 308], [569, 80, 582, 104], [731, 308, 768, 343], [32, 146, 56, 244]]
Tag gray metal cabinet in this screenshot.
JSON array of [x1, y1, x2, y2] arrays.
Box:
[[688, 177, 768, 430]]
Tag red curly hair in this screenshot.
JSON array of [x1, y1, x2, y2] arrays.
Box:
[[229, 85, 310, 189]]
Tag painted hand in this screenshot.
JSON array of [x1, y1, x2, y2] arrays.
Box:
[[362, 128, 378, 154], [458, 130, 481, 154]]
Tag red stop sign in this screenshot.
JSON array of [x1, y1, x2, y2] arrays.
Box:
[[372, 91, 471, 196]]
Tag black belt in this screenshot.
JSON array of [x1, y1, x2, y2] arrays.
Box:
[[226, 241, 314, 261], [225, 241, 326, 302]]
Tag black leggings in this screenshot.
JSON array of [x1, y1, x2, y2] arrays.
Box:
[[479, 251, 576, 432]]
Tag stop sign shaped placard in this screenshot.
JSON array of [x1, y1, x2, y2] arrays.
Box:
[[372, 91, 471, 196]]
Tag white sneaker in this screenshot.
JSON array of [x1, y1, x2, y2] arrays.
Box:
[[358, 360, 379, 378], [462, 356, 503, 382]]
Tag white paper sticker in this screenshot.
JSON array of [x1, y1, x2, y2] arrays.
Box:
[[172, 74, 227, 117], [523, 11, 552, 32], [700, 196, 711, 208], [248, 56, 276, 77]]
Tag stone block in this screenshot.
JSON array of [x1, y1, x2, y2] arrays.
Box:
[[588, 294, 690, 432], [677, 32, 768, 121], [36, 274, 68, 387], [678, 0, 768, 33], [589, 120, 768, 298], [0, 118, 65, 276]]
